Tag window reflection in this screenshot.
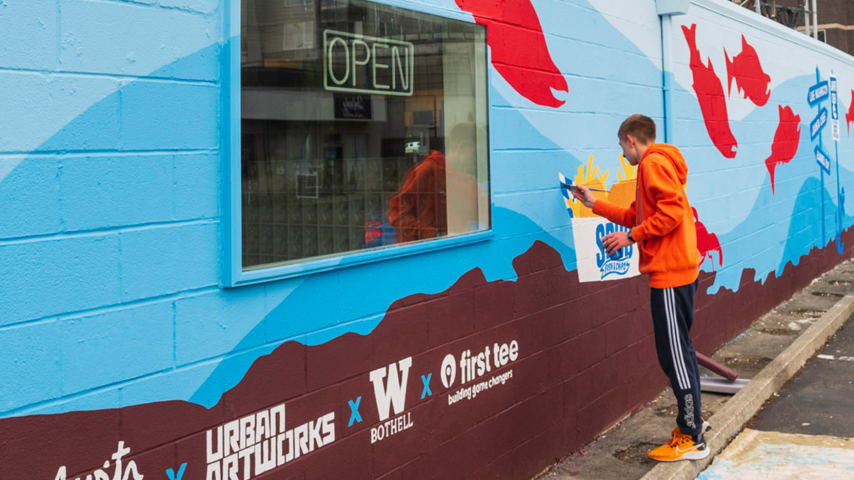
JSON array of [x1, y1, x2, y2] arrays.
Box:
[[241, 0, 489, 270]]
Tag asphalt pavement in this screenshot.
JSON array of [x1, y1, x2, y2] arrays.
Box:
[[696, 311, 854, 479], [749, 313, 854, 437]]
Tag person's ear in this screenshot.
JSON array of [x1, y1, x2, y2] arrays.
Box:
[[626, 134, 636, 148]]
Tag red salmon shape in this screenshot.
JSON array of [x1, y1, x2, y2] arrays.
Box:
[[455, 0, 568, 108], [693, 207, 722, 269], [765, 105, 801, 193], [724, 35, 771, 107], [682, 24, 738, 158], [846, 89, 854, 134]]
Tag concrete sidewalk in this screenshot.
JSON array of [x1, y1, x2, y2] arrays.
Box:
[[535, 258, 854, 480], [698, 305, 854, 479]]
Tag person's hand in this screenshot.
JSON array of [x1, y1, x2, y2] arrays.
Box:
[[602, 231, 633, 255], [570, 185, 596, 208]]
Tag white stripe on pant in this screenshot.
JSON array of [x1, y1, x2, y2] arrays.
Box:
[[665, 288, 690, 390]]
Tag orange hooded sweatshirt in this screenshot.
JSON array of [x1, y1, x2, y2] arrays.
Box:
[[592, 144, 701, 288]]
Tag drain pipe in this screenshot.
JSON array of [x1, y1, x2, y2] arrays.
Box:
[[755, 0, 761, 15], [811, 0, 818, 38], [656, 0, 690, 144], [804, 0, 811, 38]]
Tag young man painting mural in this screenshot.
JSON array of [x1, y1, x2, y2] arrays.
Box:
[[571, 114, 709, 462]]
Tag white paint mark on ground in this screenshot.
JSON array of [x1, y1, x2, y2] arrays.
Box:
[[698, 429, 854, 479], [817, 354, 854, 361]]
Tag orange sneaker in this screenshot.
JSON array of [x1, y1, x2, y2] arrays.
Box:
[[647, 429, 709, 462]]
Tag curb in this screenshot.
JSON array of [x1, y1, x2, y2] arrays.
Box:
[[639, 293, 854, 480]]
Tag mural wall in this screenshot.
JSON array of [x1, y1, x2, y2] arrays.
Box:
[[2, 0, 854, 478]]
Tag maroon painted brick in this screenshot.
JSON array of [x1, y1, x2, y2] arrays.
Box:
[[511, 422, 571, 480], [255, 468, 305, 480], [513, 270, 551, 317], [574, 327, 608, 372], [422, 425, 496, 480], [469, 388, 563, 472], [4, 230, 854, 480], [589, 355, 620, 394], [371, 306, 430, 367], [388, 291, 439, 310], [604, 315, 633, 356], [481, 422, 566, 480], [569, 368, 599, 412], [174, 430, 211, 479], [1, 409, 122, 480], [510, 350, 554, 394], [370, 401, 439, 477], [375, 468, 405, 480], [334, 375, 381, 441], [474, 280, 516, 330], [547, 334, 586, 381], [301, 429, 373, 480], [561, 297, 596, 336], [576, 386, 620, 443], [428, 369, 525, 446], [530, 240, 563, 272], [396, 454, 433, 480], [222, 341, 307, 419], [536, 268, 570, 307], [611, 342, 642, 387], [524, 304, 574, 349], [510, 242, 536, 277], [427, 291, 477, 348], [129, 443, 176, 480], [120, 400, 217, 455], [284, 383, 347, 432], [305, 331, 373, 391], [547, 265, 575, 304]]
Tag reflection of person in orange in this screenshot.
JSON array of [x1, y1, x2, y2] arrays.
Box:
[[387, 150, 448, 243], [388, 122, 485, 243]]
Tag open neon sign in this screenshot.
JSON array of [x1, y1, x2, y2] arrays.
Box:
[[323, 29, 414, 96]]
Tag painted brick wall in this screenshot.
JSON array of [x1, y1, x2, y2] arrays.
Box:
[[0, 0, 222, 418], [2, 1, 854, 479]]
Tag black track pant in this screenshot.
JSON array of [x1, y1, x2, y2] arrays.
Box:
[[650, 279, 703, 440]]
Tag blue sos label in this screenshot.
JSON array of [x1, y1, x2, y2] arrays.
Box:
[[595, 222, 633, 278]]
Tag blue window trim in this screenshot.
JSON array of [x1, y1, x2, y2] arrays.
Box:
[[222, 0, 492, 288]]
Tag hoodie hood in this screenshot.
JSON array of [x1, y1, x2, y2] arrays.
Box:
[[642, 143, 688, 185]]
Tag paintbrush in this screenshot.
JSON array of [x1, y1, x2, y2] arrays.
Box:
[[562, 184, 608, 193]]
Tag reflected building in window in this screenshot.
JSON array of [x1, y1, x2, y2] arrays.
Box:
[[240, 0, 489, 270]]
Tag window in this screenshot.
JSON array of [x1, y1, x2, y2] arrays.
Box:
[[234, 0, 490, 281]]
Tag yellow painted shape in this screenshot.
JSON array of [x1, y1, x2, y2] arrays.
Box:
[[609, 154, 637, 209], [569, 155, 609, 218], [567, 154, 636, 217]]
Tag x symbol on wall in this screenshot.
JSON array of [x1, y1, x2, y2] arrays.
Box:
[[348, 396, 363, 427], [421, 373, 432, 399]]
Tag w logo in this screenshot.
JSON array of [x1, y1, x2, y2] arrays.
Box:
[[369, 357, 412, 421]]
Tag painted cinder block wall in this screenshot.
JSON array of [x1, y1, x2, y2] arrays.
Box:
[[2, 0, 854, 479]]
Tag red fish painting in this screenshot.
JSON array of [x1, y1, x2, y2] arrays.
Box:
[[846, 89, 854, 134], [682, 24, 738, 158], [693, 208, 722, 269], [724, 35, 771, 107], [765, 105, 801, 194], [455, 0, 568, 108]]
